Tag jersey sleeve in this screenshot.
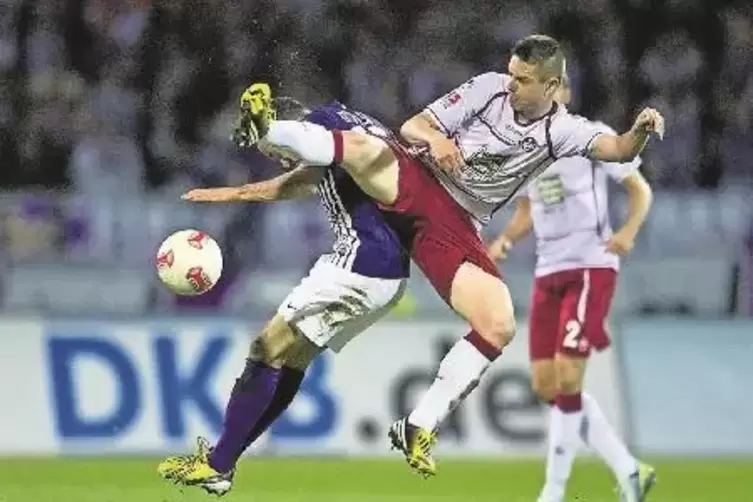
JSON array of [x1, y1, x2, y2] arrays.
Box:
[[424, 72, 507, 136], [549, 113, 605, 159]]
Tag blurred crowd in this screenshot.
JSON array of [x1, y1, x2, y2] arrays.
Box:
[[0, 0, 751, 314], [1, 0, 752, 195]]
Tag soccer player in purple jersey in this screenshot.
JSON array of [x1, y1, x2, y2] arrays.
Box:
[[157, 92, 410, 496]]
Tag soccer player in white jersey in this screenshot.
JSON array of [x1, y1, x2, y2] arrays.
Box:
[[234, 34, 665, 480], [488, 76, 655, 502]]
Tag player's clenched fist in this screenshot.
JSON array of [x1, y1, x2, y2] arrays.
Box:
[[429, 136, 466, 174], [632, 107, 665, 140]]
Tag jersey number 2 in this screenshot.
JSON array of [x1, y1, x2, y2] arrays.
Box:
[[563, 319, 581, 349]]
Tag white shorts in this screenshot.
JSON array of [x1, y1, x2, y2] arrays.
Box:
[[277, 256, 407, 353]]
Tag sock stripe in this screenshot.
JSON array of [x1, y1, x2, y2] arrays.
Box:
[[332, 130, 344, 164], [464, 330, 501, 361]]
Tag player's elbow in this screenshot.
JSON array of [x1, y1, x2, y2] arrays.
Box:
[[400, 112, 437, 143], [399, 115, 421, 140]]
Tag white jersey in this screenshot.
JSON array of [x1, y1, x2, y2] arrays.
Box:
[[423, 72, 605, 224], [526, 123, 641, 277]]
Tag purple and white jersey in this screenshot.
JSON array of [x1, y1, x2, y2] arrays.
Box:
[[305, 102, 409, 280], [526, 123, 641, 277], [423, 72, 605, 224]]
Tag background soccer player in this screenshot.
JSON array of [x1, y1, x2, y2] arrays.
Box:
[[488, 76, 655, 502]]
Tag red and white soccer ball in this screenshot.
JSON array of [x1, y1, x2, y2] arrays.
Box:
[[156, 229, 223, 296]]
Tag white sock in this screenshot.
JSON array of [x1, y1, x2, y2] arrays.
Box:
[[540, 399, 582, 502], [581, 392, 638, 481], [265, 121, 335, 166], [408, 337, 496, 431]]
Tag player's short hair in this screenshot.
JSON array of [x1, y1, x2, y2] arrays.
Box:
[[273, 97, 311, 121], [511, 34, 565, 82]]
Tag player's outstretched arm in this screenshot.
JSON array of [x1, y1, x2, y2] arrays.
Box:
[[488, 196, 533, 261], [606, 170, 653, 255], [182, 166, 325, 203], [590, 108, 665, 163]]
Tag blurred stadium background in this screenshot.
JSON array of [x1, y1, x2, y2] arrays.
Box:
[[0, 0, 752, 500]]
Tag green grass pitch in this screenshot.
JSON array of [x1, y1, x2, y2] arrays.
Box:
[[0, 457, 750, 502]]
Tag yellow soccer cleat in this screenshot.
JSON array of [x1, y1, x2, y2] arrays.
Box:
[[620, 462, 657, 502], [388, 417, 438, 478], [158, 437, 234, 496], [233, 82, 277, 147]]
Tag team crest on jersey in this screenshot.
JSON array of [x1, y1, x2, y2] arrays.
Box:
[[465, 150, 510, 181], [519, 137, 538, 153]]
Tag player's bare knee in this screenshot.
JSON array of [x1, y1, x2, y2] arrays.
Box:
[[452, 264, 516, 349], [483, 311, 516, 348], [282, 337, 322, 371], [554, 355, 586, 395], [250, 314, 299, 367], [531, 360, 557, 402]]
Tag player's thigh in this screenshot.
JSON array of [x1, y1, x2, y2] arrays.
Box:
[[338, 131, 399, 205], [323, 277, 407, 353], [528, 276, 562, 362], [557, 268, 617, 357], [278, 257, 406, 353]]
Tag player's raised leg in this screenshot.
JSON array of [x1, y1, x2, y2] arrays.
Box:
[[236, 83, 400, 207]]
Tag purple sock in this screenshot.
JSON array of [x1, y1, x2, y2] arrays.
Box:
[[208, 359, 281, 473], [242, 366, 305, 450]]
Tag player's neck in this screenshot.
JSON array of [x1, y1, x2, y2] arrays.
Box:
[[515, 102, 557, 125]]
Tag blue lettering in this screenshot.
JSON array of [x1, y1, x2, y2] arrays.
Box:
[[271, 354, 337, 439], [48, 337, 139, 438], [154, 335, 227, 438]]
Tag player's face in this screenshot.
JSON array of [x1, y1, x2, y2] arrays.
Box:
[[507, 56, 559, 116]]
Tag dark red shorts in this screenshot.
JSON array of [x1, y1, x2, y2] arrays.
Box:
[[378, 148, 500, 304], [529, 267, 617, 360]]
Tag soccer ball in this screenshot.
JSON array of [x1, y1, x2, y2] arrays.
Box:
[[156, 229, 223, 296]]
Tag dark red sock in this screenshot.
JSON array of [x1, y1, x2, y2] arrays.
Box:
[[555, 392, 583, 413], [464, 330, 502, 361]]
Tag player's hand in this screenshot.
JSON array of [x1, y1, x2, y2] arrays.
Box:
[[632, 107, 665, 140], [488, 235, 513, 261], [605, 230, 635, 255], [429, 136, 465, 174], [182, 188, 239, 203]]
